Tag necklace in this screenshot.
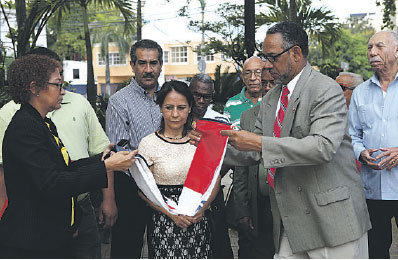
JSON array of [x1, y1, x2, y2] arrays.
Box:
[[162, 132, 186, 140]]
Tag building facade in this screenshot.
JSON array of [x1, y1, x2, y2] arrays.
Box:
[[92, 41, 236, 96]]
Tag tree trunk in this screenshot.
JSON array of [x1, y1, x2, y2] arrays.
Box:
[[244, 0, 255, 57], [137, 0, 142, 40], [81, 1, 96, 108], [105, 50, 111, 97], [15, 0, 28, 57], [289, 0, 297, 23]]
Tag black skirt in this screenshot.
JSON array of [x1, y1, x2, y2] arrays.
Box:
[[147, 185, 212, 259]]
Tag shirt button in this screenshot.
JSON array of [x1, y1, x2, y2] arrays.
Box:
[[297, 186, 302, 192]]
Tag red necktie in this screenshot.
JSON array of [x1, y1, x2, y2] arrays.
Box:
[[267, 85, 290, 189]]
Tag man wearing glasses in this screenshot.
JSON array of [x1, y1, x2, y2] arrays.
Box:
[[189, 73, 229, 123], [191, 21, 371, 258], [224, 56, 264, 129], [335, 72, 363, 108]]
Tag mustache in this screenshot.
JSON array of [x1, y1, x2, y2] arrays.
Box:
[[369, 56, 382, 63], [143, 73, 155, 78]]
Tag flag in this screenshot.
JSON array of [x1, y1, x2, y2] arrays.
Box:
[[130, 119, 231, 216]]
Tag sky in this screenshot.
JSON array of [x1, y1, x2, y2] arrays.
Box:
[[141, 0, 382, 44]]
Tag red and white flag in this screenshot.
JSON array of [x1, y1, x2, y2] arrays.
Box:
[[130, 119, 231, 216]]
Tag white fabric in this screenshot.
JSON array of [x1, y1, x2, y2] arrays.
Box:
[[275, 69, 304, 118], [203, 107, 230, 123]]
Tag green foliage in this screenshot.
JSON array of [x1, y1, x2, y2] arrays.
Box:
[[257, 0, 341, 57], [94, 95, 109, 130], [376, 0, 396, 30], [308, 24, 374, 80], [212, 65, 243, 113], [188, 3, 247, 68]]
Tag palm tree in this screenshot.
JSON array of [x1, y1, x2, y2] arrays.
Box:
[[92, 30, 130, 97], [54, 0, 134, 107], [258, 0, 341, 56]]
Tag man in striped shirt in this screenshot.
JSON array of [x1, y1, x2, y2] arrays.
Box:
[[106, 39, 163, 258], [224, 56, 264, 129]]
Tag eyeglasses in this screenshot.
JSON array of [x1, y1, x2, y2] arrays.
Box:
[[243, 69, 262, 78], [259, 45, 296, 63], [193, 92, 212, 101], [339, 84, 355, 91], [47, 82, 63, 91]]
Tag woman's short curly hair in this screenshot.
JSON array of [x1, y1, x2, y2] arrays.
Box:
[[8, 54, 59, 104]]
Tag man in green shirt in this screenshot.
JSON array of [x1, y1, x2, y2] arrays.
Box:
[[224, 56, 264, 129]]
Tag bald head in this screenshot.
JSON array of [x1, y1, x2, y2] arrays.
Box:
[[243, 56, 263, 70], [242, 56, 264, 97]]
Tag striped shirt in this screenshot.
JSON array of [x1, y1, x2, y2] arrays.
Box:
[[106, 78, 162, 151], [224, 87, 262, 129]]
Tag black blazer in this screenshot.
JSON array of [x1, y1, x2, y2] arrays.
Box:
[[0, 103, 107, 251]]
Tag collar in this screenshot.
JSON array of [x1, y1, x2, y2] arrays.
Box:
[[239, 86, 263, 103], [370, 71, 398, 88], [21, 102, 45, 121], [130, 77, 161, 99], [286, 68, 304, 97]]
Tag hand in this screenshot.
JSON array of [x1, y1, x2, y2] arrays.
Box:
[[188, 129, 202, 146], [169, 214, 193, 229], [99, 198, 118, 228], [238, 216, 254, 234], [220, 130, 262, 151], [375, 147, 398, 171], [102, 143, 116, 160], [360, 148, 380, 170], [191, 208, 206, 223], [104, 150, 138, 172]]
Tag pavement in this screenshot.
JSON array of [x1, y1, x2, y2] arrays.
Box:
[[101, 173, 398, 258]]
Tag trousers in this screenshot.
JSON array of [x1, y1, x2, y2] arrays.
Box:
[[111, 172, 149, 258], [366, 199, 398, 259]]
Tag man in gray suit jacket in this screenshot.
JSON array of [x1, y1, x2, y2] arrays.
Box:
[[233, 70, 275, 258], [190, 21, 371, 258]]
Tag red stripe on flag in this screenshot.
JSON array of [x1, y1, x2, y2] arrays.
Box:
[[184, 120, 231, 194], [0, 198, 8, 219]]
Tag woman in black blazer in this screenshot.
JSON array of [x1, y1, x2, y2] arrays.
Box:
[[0, 54, 136, 258]]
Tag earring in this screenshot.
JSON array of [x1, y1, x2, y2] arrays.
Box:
[[36, 94, 40, 97]]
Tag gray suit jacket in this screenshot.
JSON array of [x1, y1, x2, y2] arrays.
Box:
[[233, 105, 270, 237], [224, 63, 371, 253]]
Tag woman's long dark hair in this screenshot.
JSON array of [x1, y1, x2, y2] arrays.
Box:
[[156, 80, 194, 136]]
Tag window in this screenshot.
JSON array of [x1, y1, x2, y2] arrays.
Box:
[[73, 69, 80, 79], [97, 53, 126, 66], [163, 51, 169, 63], [171, 46, 188, 63], [221, 54, 232, 61], [195, 46, 214, 62]]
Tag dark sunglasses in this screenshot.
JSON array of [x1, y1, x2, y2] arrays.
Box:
[[339, 84, 355, 91], [193, 92, 212, 101]]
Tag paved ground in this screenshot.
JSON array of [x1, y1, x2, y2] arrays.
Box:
[[101, 173, 398, 258]]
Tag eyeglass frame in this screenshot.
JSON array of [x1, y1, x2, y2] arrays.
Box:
[[47, 82, 63, 91], [192, 91, 213, 101], [339, 84, 356, 91], [243, 69, 262, 78], [258, 45, 297, 64]]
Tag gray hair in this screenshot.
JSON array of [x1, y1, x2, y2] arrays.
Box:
[[338, 72, 364, 87], [189, 73, 214, 90]]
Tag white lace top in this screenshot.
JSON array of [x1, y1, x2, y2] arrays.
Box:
[[138, 132, 196, 185]]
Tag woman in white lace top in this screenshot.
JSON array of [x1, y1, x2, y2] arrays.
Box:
[[138, 80, 221, 258]]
